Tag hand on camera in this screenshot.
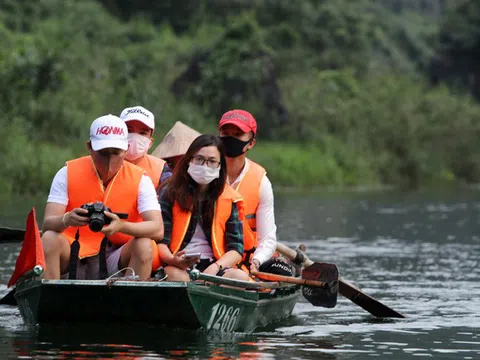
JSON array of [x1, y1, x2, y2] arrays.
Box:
[[100, 211, 123, 236], [64, 208, 90, 227]]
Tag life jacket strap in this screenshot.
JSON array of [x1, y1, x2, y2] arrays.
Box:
[[238, 246, 256, 270], [68, 229, 80, 280]]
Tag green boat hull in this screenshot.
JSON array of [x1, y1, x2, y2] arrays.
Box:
[[14, 278, 301, 333]]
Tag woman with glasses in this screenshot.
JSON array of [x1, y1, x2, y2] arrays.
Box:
[[156, 134, 250, 282]]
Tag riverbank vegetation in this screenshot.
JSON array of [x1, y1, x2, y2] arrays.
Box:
[[1, 0, 480, 194]]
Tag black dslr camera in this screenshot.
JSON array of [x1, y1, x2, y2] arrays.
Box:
[[80, 201, 128, 232]]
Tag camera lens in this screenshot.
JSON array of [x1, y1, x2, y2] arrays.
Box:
[[89, 213, 105, 232]]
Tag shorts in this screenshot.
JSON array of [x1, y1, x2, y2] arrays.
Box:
[[61, 243, 124, 280]]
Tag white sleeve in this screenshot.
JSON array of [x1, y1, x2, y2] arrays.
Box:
[[137, 175, 161, 214], [46, 166, 69, 205], [252, 175, 277, 265]]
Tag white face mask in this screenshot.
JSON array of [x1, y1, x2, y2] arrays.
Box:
[[187, 163, 220, 185], [126, 133, 152, 161]]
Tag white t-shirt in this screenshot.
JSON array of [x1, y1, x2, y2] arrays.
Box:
[[228, 159, 277, 265], [184, 224, 214, 259], [47, 166, 161, 213]]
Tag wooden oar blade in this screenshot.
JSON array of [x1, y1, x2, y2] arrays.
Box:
[[0, 227, 26, 243], [276, 243, 405, 318], [339, 278, 405, 318], [302, 263, 338, 308], [0, 288, 16, 306]]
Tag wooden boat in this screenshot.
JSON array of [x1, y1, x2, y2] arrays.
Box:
[[1, 219, 403, 324], [14, 271, 301, 333]]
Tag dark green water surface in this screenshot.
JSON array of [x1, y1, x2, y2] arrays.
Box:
[[0, 190, 478, 359]]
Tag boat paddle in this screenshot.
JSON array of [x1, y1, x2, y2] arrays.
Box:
[[0, 288, 16, 306], [0, 227, 23, 305], [1, 210, 45, 306], [0, 227, 27, 243], [276, 243, 405, 318], [251, 266, 339, 308]]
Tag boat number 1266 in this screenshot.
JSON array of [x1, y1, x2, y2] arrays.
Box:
[[207, 303, 241, 332]]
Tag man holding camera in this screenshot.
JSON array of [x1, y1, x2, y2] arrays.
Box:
[[41, 114, 163, 280]]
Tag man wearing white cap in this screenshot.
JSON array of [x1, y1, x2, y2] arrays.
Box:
[[120, 106, 171, 189], [41, 114, 164, 281]]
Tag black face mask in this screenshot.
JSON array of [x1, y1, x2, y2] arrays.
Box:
[[220, 136, 252, 158]]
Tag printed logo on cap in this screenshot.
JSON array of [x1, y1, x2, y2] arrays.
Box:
[[125, 108, 151, 118], [95, 126, 126, 136], [222, 112, 249, 122]]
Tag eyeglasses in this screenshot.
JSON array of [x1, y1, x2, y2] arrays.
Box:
[[191, 155, 221, 169]]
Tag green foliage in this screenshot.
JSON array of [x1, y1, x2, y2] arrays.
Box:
[[431, 0, 480, 97], [250, 140, 376, 188], [1, 0, 480, 195], [0, 117, 74, 194], [281, 68, 480, 188], [188, 15, 271, 109]]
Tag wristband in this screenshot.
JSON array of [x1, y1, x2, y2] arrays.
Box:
[[62, 212, 70, 228]]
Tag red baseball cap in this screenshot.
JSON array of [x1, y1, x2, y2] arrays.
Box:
[[218, 109, 257, 136]]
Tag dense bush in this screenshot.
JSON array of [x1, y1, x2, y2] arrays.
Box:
[[0, 0, 479, 194]]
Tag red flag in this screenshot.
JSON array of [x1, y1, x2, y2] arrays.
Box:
[[8, 208, 46, 287]]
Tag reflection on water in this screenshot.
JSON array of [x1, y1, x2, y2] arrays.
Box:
[[6, 325, 265, 359], [1, 190, 480, 359], [0, 322, 340, 359]]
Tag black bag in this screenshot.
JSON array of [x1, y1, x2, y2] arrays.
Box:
[[258, 258, 294, 276]]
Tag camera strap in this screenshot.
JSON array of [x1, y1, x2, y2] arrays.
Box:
[[98, 237, 108, 279], [68, 229, 109, 280], [68, 229, 81, 280]]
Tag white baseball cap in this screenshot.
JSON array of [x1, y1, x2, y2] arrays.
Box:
[[89, 114, 128, 151], [119, 106, 155, 132]]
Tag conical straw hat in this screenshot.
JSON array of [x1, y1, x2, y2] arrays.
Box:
[[152, 121, 201, 159]]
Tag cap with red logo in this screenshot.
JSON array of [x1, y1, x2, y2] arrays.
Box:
[[218, 109, 257, 136], [119, 106, 155, 132], [90, 114, 128, 151]]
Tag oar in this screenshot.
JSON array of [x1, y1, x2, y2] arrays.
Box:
[[0, 228, 24, 305], [277, 243, 405, 318], [0, 227, 27, 243], [252, 264, 339, 308], [251, 270, 328, 287], [0, 288, 16, 306], [0, 265, 45, 306]]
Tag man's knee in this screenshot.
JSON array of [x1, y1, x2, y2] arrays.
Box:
[[42, 230, 69, 255], [165, 266, 190, 282], [224, 268, 250, 281], [131, 237, 153, 264]]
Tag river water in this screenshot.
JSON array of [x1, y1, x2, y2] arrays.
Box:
[[0, 189, 479, 359]]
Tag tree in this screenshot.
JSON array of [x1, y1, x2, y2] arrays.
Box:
[[430, 0, 480, 99]]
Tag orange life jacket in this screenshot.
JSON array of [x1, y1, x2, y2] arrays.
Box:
[[63, 156, 143, 259], [232, 160, 266, 262], [169, 185, 245, 260], [133, 154, 166, 189]]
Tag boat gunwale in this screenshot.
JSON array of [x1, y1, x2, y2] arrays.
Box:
[[188, 281, 301, 304], [20, 277, 299, 291], [35, 279, 188, 288], [194, 272, 299, 289]]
